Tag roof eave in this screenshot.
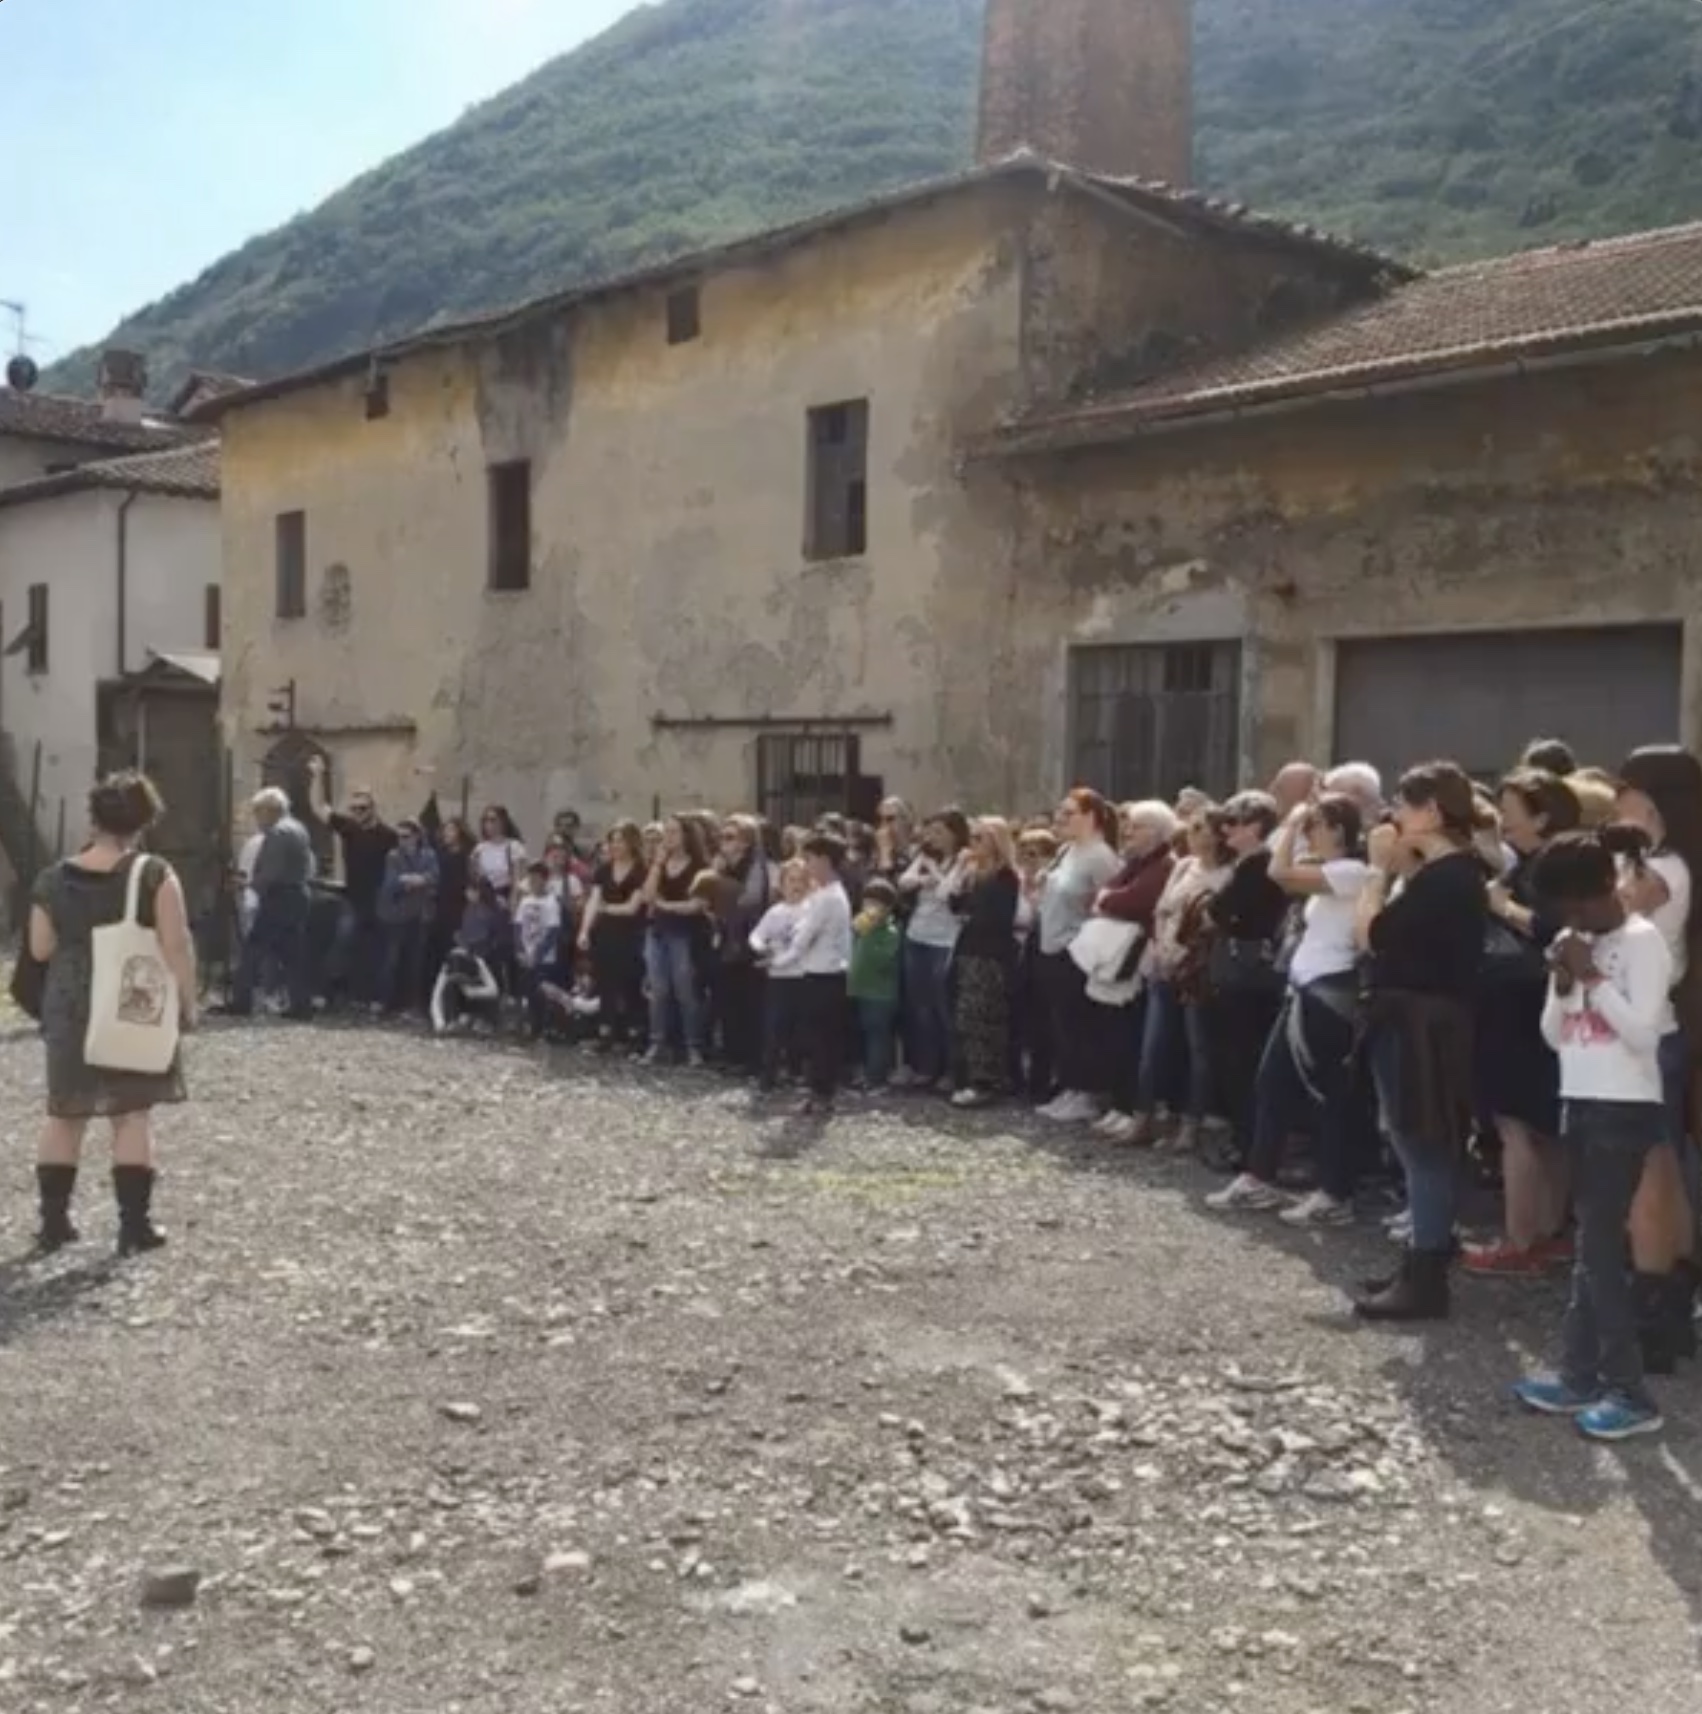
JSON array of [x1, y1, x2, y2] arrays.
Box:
[[189, 156, 1409, 426], [983, 320, 1702, 458]]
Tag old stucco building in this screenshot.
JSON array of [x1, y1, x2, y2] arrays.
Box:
[[199, 0, 1702, 834]]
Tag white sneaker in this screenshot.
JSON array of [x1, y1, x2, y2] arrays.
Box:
[[1279, 1190, 1353, 1228], [1100, 1113, 1141, 1145], [1385, 1209, 1413, 1243], [1091, 1110, 1125, 1135], [1037, 1093, 1072, 1120], [1045, 1091, 1098, 1124], [1204, 1173, 1288, 1214]]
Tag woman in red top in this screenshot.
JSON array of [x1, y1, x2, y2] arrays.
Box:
[[1089, 801, 1178, 1146]]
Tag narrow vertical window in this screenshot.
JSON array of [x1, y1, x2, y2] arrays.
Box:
[[275, 511, 307, 619], [487, 460, 532, 592], [25, 583, 48, 674], [804, 399, 869, 561], [666, 286, 701, 346], [204, 583, 222, 650]]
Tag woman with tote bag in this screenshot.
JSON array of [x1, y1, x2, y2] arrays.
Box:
[[26, 772, 196, 1257]]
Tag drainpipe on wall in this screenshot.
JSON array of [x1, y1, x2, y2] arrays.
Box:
[[115, 489, 138, 678]]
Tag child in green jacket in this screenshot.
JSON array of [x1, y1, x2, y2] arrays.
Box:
[[849, 879, 902, 1087]]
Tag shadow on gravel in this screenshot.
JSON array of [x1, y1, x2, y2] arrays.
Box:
[[0, 1254, 119, 1350]]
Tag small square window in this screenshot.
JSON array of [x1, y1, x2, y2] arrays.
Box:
[[666, 286, 701, 346]]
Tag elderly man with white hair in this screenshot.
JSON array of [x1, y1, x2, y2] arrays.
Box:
[[231, 785, 317, 1019], [1323, 761, 1384, 820]]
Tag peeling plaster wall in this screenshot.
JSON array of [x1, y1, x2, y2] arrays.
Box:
[[1013, 346, 1702, 789], [219, 184, 1032, 834], [1016, 192, 1371, 412]]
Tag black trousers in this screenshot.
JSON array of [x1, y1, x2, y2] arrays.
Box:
[[797, 973, 846, 1101], [717, 961, 766, 1071]]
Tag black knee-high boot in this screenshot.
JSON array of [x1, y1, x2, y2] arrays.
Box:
[[1634, 1271, 1677, 1376], [1669, 1261, 1698, 1362], [34, 1164, 80, 1254], [112, 1166, 166, 1258]]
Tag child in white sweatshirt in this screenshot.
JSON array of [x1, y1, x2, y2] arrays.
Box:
[[1513, 831, 1673, 1443], [750, 860, 809, 1090]]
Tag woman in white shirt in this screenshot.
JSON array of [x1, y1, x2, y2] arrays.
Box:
[[896, 809, 972, 1089], [1614, 745, 1702, 1370], [1035, 791, 1123, 1123], [472, 805, 527, 903], [1207, 793, 1371, 1225]]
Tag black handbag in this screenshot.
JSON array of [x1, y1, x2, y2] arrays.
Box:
[[1481, 916, 1546, 985], [1207, 934, 1283, 997], [8, 948, 45, 1021]]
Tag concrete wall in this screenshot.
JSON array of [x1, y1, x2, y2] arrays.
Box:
[[1007, 346, 1702, 789], [1015, 191, 1372, 411], [0, 488, 218, 857], [219, 182, 1034, 837]]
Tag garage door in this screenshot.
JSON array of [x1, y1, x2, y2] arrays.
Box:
[[1333, 626, 1683, 786]]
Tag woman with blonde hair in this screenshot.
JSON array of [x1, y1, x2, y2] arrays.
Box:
[[1566, 770, 1618, 829], [947, 816, 1020, 1107]]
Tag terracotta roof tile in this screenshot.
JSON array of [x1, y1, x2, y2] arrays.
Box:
[[0, 386, 198, 453], [0, 441, 219, 510], [997, 221, 1702, 449]]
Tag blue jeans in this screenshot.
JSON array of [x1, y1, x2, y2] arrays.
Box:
[[330, 901, 385, 1003], [1369, 1023, 1458, 1252], [1247, 982, 1361, 1198], [380, 918, 429, 1012], [902, 940, 954, 1082], [646, 930, 704, 1054], [1562, 1099, 1667, 1408], [1135, 981, 1211, 1117], [858, 998, 899, 1086]]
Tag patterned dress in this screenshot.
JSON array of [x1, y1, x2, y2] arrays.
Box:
[[32, 855, 187, 1119]]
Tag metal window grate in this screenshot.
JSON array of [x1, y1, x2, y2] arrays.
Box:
[[1070, 642, 1241, 801], [755, 732, 865, 830]]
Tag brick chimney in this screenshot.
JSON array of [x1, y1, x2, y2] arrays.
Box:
[[97, 348, 148, 424], [978, 0, 1193, 185]]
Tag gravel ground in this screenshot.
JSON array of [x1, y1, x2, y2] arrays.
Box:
[[1, 1019, 1700, 1714]]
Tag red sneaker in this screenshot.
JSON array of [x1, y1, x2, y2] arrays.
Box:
[[1461, 1238, 1550, 1280]]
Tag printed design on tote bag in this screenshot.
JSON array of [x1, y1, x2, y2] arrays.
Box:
[[117, 954, 170, 1027]]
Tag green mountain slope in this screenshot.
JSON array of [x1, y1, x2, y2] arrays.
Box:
[[43, 0, 1702, 395]]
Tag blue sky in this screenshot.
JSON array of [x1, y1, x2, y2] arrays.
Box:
[[0, 0, 644, 362]]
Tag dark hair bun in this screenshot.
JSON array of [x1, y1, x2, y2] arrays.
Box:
[[88, 771, 163, 839]]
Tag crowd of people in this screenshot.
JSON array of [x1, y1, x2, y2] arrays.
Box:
[[19, 732, 1702, 1447]]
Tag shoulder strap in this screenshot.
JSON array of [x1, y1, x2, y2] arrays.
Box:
[[122, 852, 152, 926]]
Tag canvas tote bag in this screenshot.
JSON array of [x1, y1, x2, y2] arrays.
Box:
[[84, 855, 180, 1074]]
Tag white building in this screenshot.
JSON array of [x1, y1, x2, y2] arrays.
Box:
[[0, 351, 199, 489], [0, 441, 221, 901]]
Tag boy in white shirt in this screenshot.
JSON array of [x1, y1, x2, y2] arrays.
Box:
[[771, 833, 853, 1116], [1514, 832, 1672, 1441]]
